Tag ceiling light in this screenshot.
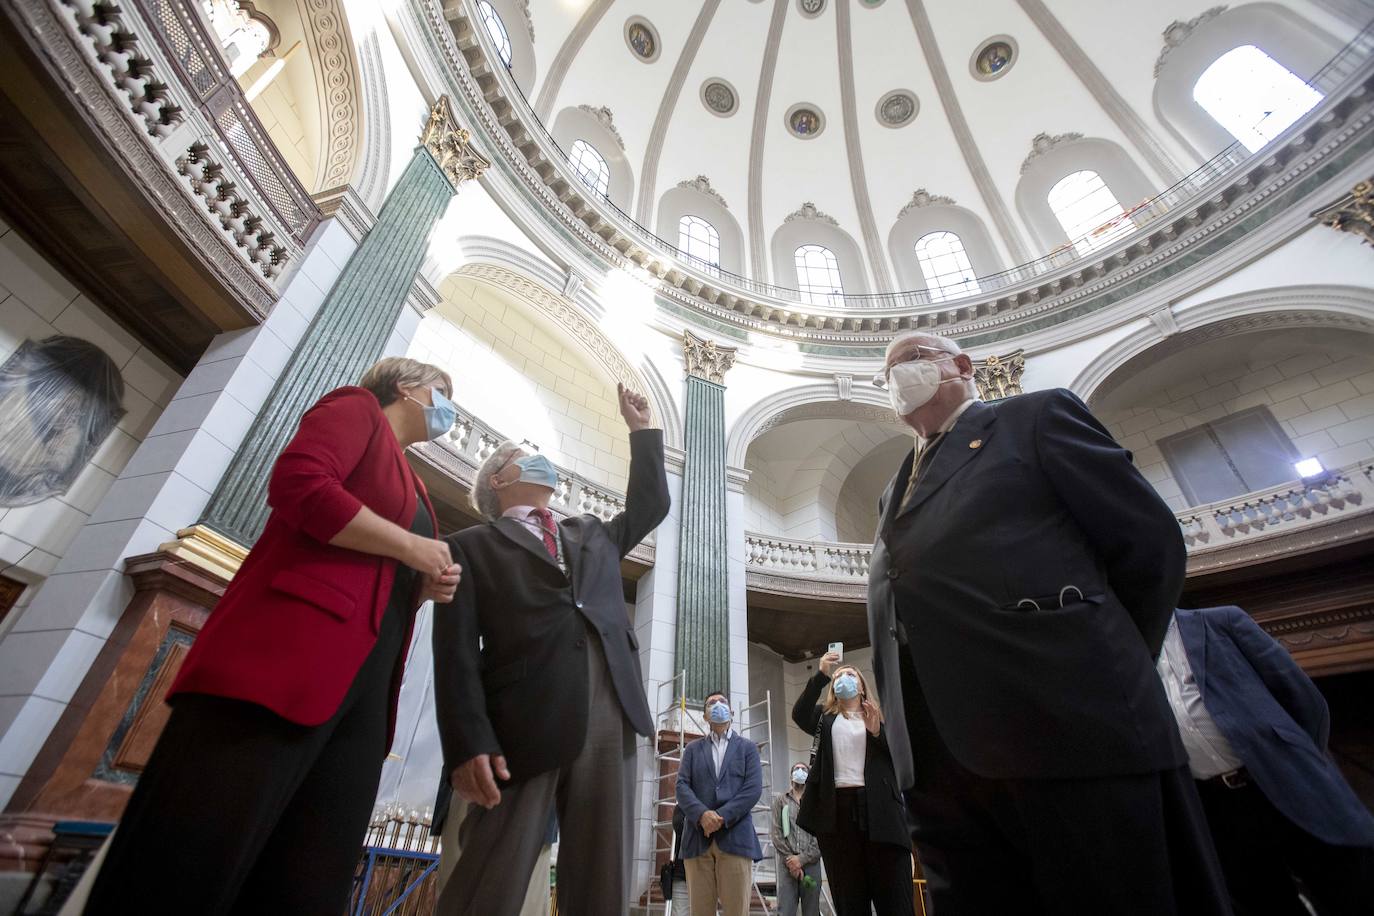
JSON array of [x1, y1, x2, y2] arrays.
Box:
[[1294, 457, 1324, 478]]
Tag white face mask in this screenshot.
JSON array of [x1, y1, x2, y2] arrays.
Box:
[[886, 355, 962, 416]]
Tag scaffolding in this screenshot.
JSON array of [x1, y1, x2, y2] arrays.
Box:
[[647, 670, 778, 915]]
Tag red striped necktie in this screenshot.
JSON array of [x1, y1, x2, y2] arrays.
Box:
[[531, 508, 558, 560]]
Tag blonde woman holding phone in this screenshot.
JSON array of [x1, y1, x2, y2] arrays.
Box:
[[791, 650, 914, 916]]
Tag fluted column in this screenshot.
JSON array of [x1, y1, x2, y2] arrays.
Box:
[[676, 331, 738, 702], [198, 97, 489, 546]]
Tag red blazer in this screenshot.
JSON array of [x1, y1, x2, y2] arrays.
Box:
[[170, 387, 439, 746]]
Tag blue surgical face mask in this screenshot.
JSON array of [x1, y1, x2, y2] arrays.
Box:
[[511, 453, 559, 490], [408, 388, 457, 441], [707, 701, 732, 725], [791, 768, 809, 785], [833, 673, 860, 701]]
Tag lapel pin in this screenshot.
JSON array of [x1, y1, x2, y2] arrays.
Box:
[[969, 439, 983, 449]]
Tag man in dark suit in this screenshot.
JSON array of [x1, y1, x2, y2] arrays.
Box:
[[1162, 606, 1374, 915], [866, 331, 1231, 915], [675, 692, 764, 916], [432, 384, 670, 916]]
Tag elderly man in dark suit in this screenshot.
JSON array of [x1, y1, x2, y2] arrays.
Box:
[[432, 384, 670, 916], [1162, 606, 1374, 915], [866, 331, 1231, 915]]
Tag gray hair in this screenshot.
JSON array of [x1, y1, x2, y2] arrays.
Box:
[[471, 439, 526, 521], [883, 331, 963, 363]]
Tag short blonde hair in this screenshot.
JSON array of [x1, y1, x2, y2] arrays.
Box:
[[821, 665, 882, 721], [359, 357, 453, 407]]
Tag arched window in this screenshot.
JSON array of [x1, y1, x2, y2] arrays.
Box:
[[914, 231, 980, 302], [476, 1, 513, 69], [1047, 170, 1132, 255], [568, 139, 610, 198], [794, 244, 844, 306], [678, 215, 721, 267], [1193, 45, 1322, 153]]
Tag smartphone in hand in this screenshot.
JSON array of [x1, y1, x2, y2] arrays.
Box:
[[828, 641, 844, 661]]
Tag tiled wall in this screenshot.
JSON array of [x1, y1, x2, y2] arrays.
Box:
[[408, 278, 632, 490], [1101, 350, 1374, 511], [0, 218, 182, 632]]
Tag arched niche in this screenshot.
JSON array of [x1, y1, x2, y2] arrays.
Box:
[[769, 217, 871, 296], [1015, 136, 1157, 254], [727, 383, 902, 468], [234, 0, 364, 194], [886, 204, 1001, 293], [1071, 285, 1374, 407], [655, 183, 746, 275], [549, 106, 635, 212], [1152, 3, 1342, 160]]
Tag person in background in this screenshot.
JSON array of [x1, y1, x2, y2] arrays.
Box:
[[1159, 606, 1374, 915], [771, 761, 821, 916], [84, 357, 461, 915], [865, 331, 1231, 915], [676, 692, 765, 916], [792, 654, 912, 916], [431, 384, 669, 916]]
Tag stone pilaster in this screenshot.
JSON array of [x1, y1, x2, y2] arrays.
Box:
[[196, 97, 488, 547], [675, 331, 738, 702]]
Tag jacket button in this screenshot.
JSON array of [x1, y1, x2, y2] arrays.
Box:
[[889, 627, 898, 639], [576, 638, 586, 649], [575, 600, 584, 609], [886, 568, 899, 579]]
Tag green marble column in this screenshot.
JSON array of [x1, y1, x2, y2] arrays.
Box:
[[675, 331, 738, 702], [200, 98, 488, 546]]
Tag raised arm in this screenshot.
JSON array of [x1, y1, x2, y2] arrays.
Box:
[[604, 385, 671, 557], [791, 671, 829, 734], [1035, 389, 1185, 656]]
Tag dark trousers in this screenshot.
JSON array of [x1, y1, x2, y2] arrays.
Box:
[[1196, 775, 1374, 916], [815, 788, 914, 916], [84, 605, 407, 915], [899, 649, 1232, 916]]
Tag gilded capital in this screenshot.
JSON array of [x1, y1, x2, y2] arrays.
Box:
[[972, 350, 1026, 401], [1315, 178, 1374, 247], [683, 330, 737, 385], [422, 95, 491, 191]]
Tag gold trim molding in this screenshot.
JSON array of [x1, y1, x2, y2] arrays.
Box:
[[683, 330, 737, 384], [973, 349, 1026, 400], [1315, 178, 1374, 247], [157, 525, 249, 582]]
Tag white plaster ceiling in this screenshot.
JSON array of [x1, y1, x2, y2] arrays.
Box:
[[496, 0, 1356, 289]]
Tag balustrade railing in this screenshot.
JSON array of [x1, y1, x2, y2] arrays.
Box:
[[58, 0, 320, 286], [746, 458, 1374, 586], [456, 0, 1374, 317]]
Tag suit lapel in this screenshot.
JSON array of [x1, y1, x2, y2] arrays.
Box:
[[898, 402, 997, 519], [716, 734, 740, 784], [1176, 609, 1208, 696], [559, 516, 585, 589], [493, 516, 561, 572]]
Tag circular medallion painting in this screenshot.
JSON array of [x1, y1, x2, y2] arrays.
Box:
[[701, 79, 738, 117], [876, 90, 918, 127], [624, 18, 660, 62], [971, 37, 1018, 81], [786, 105, 825, 139]]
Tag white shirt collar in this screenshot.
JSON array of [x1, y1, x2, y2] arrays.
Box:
[[502, 505, 542, 520]]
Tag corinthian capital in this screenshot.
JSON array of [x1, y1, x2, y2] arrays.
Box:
[[422, 96, 491, 190], [683, 330, 738, 385]]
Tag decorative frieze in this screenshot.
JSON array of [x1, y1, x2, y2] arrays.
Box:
[[897, 188, 956, 218], [422, 95, 491, 190], [683, 330, 737, 384], [1021, 131, 1085, 174], [576, 104, 625, 149], [677, 175, 729, 209]]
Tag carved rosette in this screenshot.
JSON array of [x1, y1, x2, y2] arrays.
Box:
[[973, 350, 1026, 401], [683, 330, 737, 385], [1316, 178, 1374, 247], [422, 96, 491, 191]]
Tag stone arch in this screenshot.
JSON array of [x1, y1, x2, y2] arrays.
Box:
[[1071, 285, 1374, 407], [727, 383, 901, 469], [447, 258, 682, 449]]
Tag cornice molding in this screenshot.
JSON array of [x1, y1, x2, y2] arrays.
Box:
[[312, 183, 377, 241]]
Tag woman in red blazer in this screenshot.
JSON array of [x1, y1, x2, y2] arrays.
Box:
[[86, 357, 462, 916]]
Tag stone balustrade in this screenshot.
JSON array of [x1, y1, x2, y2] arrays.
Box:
[[746, 457, 1374, 591]]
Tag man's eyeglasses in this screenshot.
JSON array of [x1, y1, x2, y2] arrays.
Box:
[[872, 345, 954, 389]]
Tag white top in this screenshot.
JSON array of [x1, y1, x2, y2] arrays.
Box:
[[1156, 619, 1244, 779], [501, 504, 565, 572], [830, 713, 867, 788], [709, 727, 734, 778]]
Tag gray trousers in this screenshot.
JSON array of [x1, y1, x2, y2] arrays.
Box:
[[437, 632, 636, 916], [775, 860, 822, 916]]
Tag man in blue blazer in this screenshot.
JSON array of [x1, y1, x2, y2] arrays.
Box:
[[675, 691, 764, 916], [1161, 606, 1374, 915]]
